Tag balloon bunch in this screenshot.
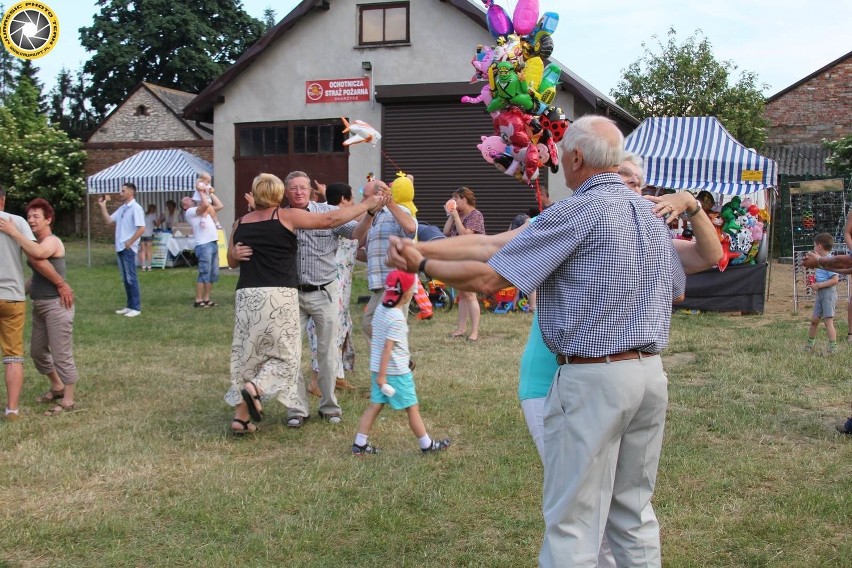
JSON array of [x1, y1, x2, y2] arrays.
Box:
[[464, 0, 569, 192]]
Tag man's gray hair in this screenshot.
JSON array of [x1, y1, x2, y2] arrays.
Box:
[[284, 171, 310, 186], [622, 152, 646, 187], [560, 115, 624, 169]]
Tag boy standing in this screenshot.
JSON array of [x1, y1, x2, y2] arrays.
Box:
[[351, 270, 451, 455], [807, 233, 839, 353]]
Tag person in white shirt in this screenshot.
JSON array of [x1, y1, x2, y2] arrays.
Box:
[[181, 185, 224, 307], [96, 183, 145, 317]]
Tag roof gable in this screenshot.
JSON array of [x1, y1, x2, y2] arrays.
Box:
[[767, 50, 852, 103], [88, 83, 212, 142]]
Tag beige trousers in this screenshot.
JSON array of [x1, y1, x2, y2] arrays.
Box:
[[539, 355, 667, 568], [298, 280, 340, 416]]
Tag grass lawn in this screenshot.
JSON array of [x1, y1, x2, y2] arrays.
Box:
[[1, 241, 850, 567]]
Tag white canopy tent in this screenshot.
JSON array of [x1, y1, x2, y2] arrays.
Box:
[[85, 149, 214, 266]]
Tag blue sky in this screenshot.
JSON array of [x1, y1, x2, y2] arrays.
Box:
[[18, 0, 852, 100]]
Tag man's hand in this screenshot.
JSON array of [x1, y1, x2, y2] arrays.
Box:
[[387, 236, 423, 272], [802, 251, 820, 269], [56, 281, 74, 309], [244, 192, 256, 211], [100, 194, 111, 203], [232, 242, 253, 261], [364, 193, 385, 213], [312, 181, 326, 200]]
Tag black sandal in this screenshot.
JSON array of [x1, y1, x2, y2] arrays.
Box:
[[240, 381, 263, 422], [231, 418, 257, 436], [193, 301, 206, 308]]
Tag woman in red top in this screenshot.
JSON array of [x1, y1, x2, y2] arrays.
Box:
[[443, 187, 486, 341]]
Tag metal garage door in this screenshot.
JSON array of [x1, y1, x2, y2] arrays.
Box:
[[381, 101, 548, 234]]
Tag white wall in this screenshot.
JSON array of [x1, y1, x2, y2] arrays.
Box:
[[212, 0, 582, 226]]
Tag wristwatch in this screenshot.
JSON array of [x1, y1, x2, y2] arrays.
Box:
[[686, 199, 702, 217]]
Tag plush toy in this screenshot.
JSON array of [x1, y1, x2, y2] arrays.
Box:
[[744, 240, 761, 264], [733, 227, 754, 252], [717, 234, 744, 272], [749, 219, 764, 242], [720, 196, 746, 235]]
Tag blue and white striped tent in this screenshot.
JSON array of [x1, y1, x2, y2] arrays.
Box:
[[86, 149, 213, 194], [624, 117, 777, 195]]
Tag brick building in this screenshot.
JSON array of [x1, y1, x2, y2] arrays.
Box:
[[764, 50, 851, 149], [85, 83, 213, 238], [763, 50, 851, 257]]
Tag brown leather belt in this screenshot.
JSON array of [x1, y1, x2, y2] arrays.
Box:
[[556, 350, 657, 365]]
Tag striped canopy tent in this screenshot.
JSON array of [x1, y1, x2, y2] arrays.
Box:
[[624, 117, 777, 195], [85, 149, 213, 267], [86, 149, 213, 194]]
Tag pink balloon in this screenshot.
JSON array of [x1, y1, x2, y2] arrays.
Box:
[[512, 0, 540, 36], [487, 4, 513, 38]]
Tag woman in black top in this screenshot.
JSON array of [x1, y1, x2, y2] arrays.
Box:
[[225, 173, 384, 435]]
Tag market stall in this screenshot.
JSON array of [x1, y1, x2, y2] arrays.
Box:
[[85, 149, 214, 267], [625, 117, 778, 313]]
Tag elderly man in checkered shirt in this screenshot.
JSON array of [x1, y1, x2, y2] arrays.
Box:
[[389, 115, 686, 567], [284, 171, 370, 424]]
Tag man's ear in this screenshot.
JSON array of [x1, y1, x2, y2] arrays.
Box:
[[570, 149, 583, 172]]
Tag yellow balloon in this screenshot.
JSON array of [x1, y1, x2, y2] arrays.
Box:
[[523, 56, 544, 91]]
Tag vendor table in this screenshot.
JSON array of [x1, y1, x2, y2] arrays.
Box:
[[678, 262, 768, 314], [166, 235, 196, 267]]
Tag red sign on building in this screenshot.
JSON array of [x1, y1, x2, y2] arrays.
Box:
[[305, 78, 371, 104]]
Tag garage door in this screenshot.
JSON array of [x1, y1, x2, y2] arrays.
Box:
[[381, 101, 548, 234]]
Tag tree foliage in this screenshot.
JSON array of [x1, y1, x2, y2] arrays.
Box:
[[49, 67, 99, 140], [0, 77, 86, 215], [0, 10, 18, 104], [824, 134, 852, 182], [80, 0, 265, 117], [263, 7, 277, 31], [612, 28, 768, 148]]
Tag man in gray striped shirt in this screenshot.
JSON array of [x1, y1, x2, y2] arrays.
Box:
[[285, 171, 362, 423]]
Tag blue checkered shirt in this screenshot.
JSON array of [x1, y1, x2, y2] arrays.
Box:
[[489, 172, 685, 357], [366, 207, 415, 291]]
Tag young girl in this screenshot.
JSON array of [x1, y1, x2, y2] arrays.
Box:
[[193, 172, 223, 229], [351, 270, 451, 455]]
